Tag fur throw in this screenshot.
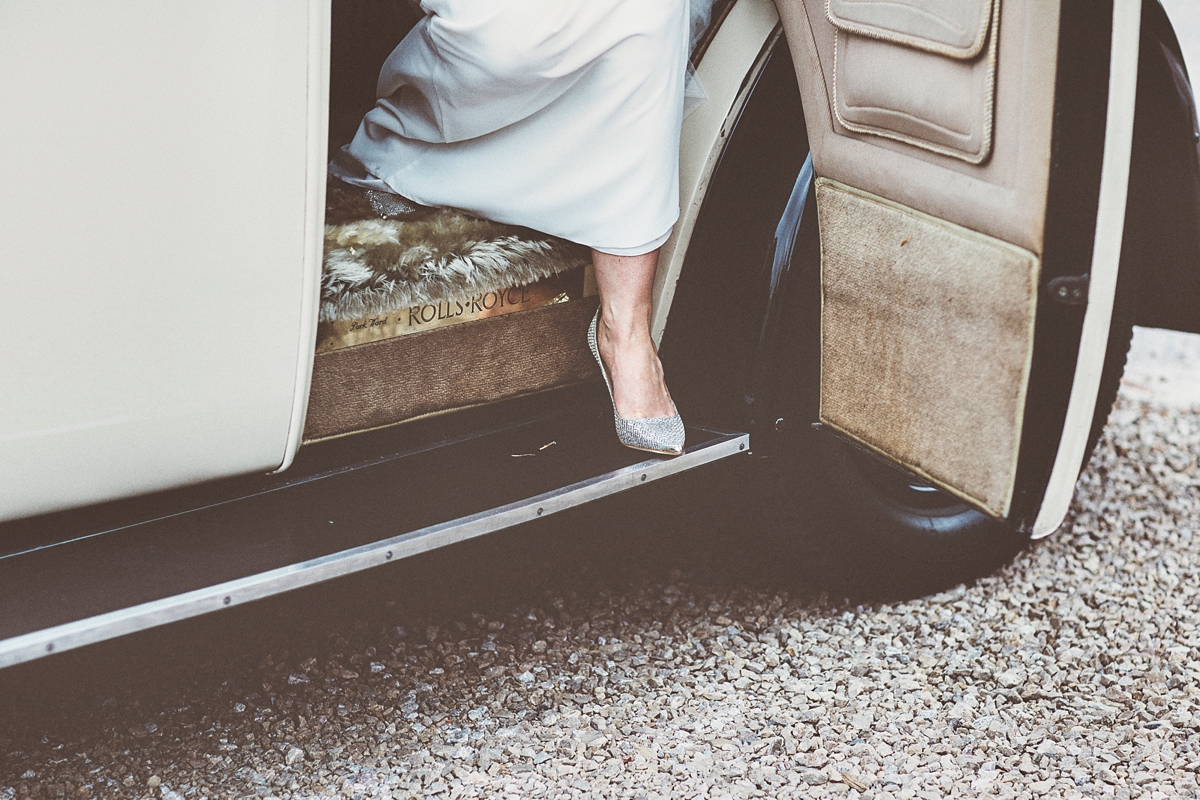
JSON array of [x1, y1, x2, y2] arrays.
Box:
[[322, 180, 590, 323]]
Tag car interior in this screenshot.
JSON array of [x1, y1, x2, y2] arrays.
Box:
[[310, 1, 600, 442], [310, 0, 736, 442]]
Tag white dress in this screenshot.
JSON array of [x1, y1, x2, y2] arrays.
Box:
[[338, 0, 691, 256]]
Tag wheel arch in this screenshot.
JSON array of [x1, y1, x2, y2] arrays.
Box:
[[1125, 0, 1200, 335], [658, 29, 814, 435], [651, 0, 781, 344]]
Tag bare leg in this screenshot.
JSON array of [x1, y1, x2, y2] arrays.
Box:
[[591, 248, 677, 419]]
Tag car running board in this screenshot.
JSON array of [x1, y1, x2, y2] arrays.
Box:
[[0, 411, 747, 668]]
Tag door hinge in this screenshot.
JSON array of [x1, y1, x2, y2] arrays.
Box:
[[1046, 274, 1089, 305]]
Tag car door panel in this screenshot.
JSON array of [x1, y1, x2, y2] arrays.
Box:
[[777, 0, 1059, 519], [775, 0, 1059, 252], [816, 178, 1039, 518], [775, 0, 1139, 531], [0, 1, 329, 522]]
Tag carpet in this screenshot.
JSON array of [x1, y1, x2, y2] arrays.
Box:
[[321, 178, 591, 324]]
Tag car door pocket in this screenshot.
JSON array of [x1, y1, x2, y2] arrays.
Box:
[[816, 179, 1039, 518], [828, 0, 999, 164]]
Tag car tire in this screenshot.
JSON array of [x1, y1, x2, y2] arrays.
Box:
[[751, 281, 1136, 600]]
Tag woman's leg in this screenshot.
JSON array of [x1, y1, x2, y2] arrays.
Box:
[[591, 248, 677, 419]]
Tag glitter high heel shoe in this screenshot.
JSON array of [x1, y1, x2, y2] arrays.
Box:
[[588, 311, 685, 457]]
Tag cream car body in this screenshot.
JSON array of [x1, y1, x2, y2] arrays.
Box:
[[2, 0, 1198, 667]]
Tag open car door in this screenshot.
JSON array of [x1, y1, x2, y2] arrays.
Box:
[[0, 1, 328, 522], [774, 0, 1142, 536]]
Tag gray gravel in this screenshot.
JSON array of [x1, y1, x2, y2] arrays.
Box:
[[3, 327, 1199, 799]]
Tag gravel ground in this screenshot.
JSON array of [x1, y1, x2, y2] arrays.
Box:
[[2, 327, 1199, 800]]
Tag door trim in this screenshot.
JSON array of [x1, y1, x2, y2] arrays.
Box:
[[277, 0, 332, 473], [1033, 0, 1142, 538]]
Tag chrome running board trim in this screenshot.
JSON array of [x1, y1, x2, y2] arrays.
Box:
[[0, 430, 747, 668]]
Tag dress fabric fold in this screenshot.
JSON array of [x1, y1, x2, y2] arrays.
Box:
[[339, 0, 690, 256]]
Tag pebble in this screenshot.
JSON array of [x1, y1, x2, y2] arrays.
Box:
[[2, 329, 1198, 799]]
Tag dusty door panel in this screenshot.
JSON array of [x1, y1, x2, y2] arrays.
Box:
[[817, 179, 1039, 518], [776, 0, 1062, 520]]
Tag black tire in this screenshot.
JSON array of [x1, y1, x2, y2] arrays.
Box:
[[755, 284, 1135, 600], [752, 431, 1027, 599]]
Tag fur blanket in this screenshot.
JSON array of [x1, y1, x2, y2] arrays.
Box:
[[322, 180, 590, 323]]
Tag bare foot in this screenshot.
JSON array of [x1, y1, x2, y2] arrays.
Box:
[[596, 313, 677, 420]]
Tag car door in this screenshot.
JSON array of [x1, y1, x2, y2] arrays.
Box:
[[773, 0, 1141, 536], [0, 1, 329, 521]]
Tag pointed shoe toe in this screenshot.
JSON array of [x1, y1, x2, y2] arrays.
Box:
[[614, 413, 686, 457], [588, 311, 686, 457]]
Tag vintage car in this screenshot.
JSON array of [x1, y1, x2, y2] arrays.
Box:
[[2, 0, 1198, 669]]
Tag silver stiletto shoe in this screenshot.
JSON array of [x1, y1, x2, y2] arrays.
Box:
[[588, 311, 685, 456]]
